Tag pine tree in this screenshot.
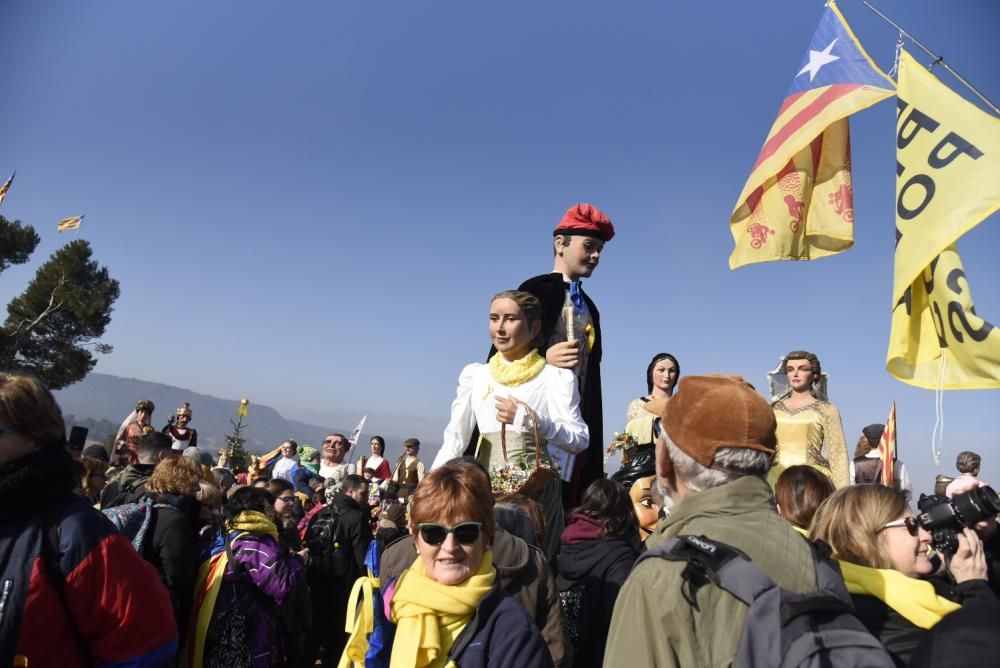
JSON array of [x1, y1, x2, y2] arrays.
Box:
[[225, 399, 251, 473], [0, 235, 119, 389], [0, 214, 40, 274]]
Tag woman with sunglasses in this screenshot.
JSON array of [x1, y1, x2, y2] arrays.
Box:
[[371, 460, 553, 668], [431, 290, 589, 561], [811, 485, 993, 665]]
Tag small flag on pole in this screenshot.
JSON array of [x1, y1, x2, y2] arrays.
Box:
[[877, 402, 897, 486], [57, 215, 84, 232], [0, 171, 14, 207], [348, 415, 367, 447]]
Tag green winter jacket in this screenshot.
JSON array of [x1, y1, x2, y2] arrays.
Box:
[[603, 475, 818, 668]]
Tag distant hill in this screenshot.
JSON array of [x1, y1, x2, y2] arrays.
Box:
[[55, 373, 343, 453]]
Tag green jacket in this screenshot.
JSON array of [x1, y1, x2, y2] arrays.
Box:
[[603, 475, 817, 668]]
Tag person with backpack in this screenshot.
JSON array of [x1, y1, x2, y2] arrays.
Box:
[[142, 456, 204, 642], [604, 374, 892, 668], [555, 478, 642, 668], [851, 423, 912, 495], [0, 372, 178, 667], [100, 430, 176, 509], [190, 486, 308, 668], [300, 473, 373, 667]]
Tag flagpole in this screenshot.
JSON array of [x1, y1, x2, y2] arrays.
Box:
[[859, 0, 1000, 116]]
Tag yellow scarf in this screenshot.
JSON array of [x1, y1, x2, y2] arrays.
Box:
[[488, 349, 545, 387], [839, 560, 960, 629], [390, 551, 496, 668], [225, 510, 279, 541]]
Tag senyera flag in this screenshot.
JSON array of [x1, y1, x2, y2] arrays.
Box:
[[0, 171, 14, 207], [877, 402, 896, 486], [729, 0, 895, 269], [57, 214, 84, 232]]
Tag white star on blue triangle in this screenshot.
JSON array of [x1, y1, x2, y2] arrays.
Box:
[[798, 38, 840, 82], [786, 6, 891, 95]]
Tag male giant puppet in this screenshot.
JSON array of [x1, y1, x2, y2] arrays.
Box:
[[487, 203, 614, 504]]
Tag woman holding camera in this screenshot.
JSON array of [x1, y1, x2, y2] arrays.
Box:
[[811, 485, 995, 665]]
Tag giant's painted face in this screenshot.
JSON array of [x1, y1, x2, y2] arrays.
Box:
[[629, 475, 659, 540]]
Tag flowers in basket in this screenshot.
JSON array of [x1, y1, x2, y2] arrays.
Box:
[[606, 431, 638, 457], [490, 455, 560, 496]]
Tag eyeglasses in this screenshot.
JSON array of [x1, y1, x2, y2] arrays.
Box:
[[418, 521, 483, 546], [880, 517, 920, 536], [277, 495, 296, 504]]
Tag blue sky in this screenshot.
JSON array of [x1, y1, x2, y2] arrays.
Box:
[[1, 0, 997, 490]]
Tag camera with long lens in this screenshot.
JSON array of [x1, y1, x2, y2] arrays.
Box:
[[916, 485, 1000, 555]]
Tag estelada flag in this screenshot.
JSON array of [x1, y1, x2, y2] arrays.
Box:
[[0, 171, 14, 207], [729, 1, 895, 269], [887, 51, 1000, 389], [57, 214, 84, 232], [877, 402, 896, 486]]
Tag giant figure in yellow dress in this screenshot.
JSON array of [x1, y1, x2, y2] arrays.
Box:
[[768, 350, 849, 489]]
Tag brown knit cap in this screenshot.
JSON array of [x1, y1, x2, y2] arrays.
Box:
[[660, 374, 776, 467]]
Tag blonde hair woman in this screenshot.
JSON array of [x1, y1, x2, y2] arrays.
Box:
[[430, 290, 589, 560], [811, 485, 992, 665]]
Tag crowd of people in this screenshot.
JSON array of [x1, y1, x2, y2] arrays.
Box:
[[3, 203, 999, 667]]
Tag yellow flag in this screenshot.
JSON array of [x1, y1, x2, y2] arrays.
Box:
[[887, 51, 1000, 389]]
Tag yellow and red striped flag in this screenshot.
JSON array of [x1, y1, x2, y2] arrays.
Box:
[[0, 171, 14, 207], [877, 402, 897, 486], [57, 214, 84, 232], [729, 1, 895, 269]]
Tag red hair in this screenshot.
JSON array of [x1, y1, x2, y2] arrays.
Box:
[[411, 459, 495, 539]]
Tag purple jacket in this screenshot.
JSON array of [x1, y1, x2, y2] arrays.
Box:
[[212, 531, 305, 667]]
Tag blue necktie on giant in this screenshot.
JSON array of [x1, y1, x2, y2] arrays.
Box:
[[569, 281, 585, 315]]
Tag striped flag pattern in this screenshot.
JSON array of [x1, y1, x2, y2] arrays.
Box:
[[0, 171, 14, 207], [877, 402, 897, 486], [57, 214, 84, 232], [729, 1, 895, 269]]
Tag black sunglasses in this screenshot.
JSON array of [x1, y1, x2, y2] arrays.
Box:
[[881, 516, 920, 537], [418, 521, 483, 546]]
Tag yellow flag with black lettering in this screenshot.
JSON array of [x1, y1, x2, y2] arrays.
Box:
[[887, 50, 1000, 389]]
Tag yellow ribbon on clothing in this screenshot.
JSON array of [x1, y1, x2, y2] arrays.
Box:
[[339, 570, 381, 668]]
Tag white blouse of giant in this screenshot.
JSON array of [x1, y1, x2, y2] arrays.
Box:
[[431, 362, 590, 481]]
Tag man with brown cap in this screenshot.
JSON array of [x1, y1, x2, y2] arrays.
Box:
[[486, 203, 614, 505], [604, 374, 819, 667]]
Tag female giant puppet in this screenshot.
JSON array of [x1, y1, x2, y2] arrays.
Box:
[[432, 290, 589, 560], [768, 350, 849, 489], [613, 352, 681, 541]]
